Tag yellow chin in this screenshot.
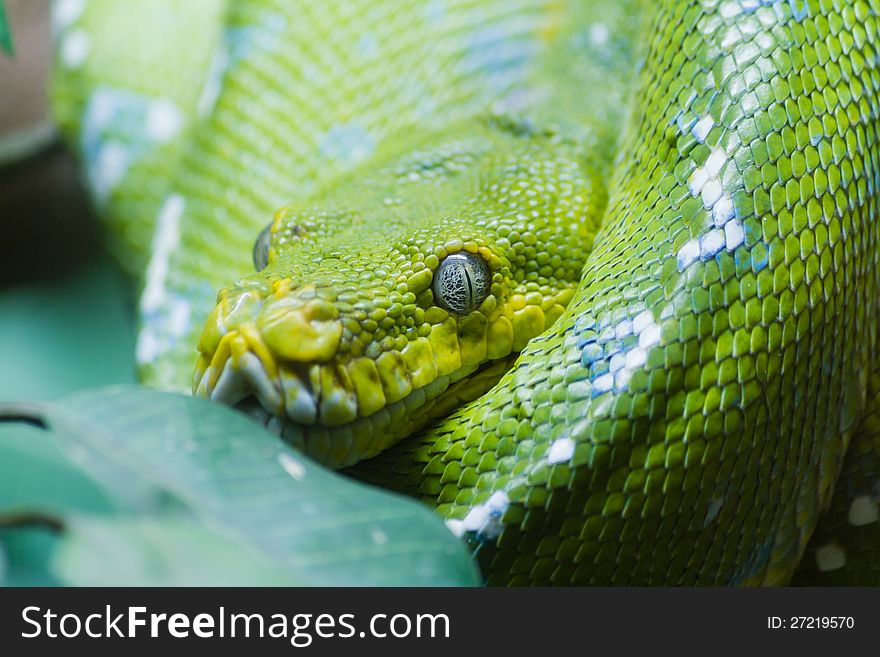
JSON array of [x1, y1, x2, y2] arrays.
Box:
[[192, 284, 572, 468], [229, 356, 517, 469]]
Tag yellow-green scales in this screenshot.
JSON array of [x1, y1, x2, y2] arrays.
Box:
[[51, 0, 880, 584]]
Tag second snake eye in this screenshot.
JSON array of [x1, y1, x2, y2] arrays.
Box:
[[432, 252, 490, 315], [253, 221, 273, 271]]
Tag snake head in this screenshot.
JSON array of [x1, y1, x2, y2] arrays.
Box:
[[194, 121, 603, 467]]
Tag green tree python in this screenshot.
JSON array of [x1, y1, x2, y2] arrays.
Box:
[[49, 0, 880, 584]]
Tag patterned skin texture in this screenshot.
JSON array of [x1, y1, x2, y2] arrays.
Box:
[[52, 0, 880, 584]]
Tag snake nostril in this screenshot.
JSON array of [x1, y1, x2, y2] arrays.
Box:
[[253, 221, 274, 271]]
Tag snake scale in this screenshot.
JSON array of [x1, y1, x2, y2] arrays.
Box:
[[50, 0, 880, 585]]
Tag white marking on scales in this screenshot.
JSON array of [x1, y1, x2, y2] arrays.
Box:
[[52, 0, 85, 33], [198, 48, 229, 117], [146, 99, 184, 143], [89, 141, 129, 204], [547, 437, 575, 465], [677, 145, 745, 271], [141, 194, 185, 314], [459, 491, 509, 540], [604, 310, 662, 393], [60, 29, 90, 68], [692, 115, 714, 143], [589, 24, 609, 47], [815, 543, 847, 572], [848, 495, 879, 526]]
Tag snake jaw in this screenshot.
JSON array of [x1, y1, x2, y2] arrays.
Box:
[[196, 340, 512, 469], [192, 253, 581, 468], [192, 278, 527, 468], [194, 324, 285, 413]]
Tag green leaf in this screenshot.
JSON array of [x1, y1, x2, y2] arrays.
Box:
[[52, 515, 300, 586], [0, 425, 117, 515], [0, 422, 161, 585], [0, 1, 12, 56], [0, 526, 60, 586], [0, 424, 109, 586], [6, 385, 480, 586]]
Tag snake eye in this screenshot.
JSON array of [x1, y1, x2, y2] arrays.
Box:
[[253, 221, 273, 271], [432, 252, 490, 314]]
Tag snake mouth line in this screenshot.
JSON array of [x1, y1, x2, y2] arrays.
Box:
[[194, 339, 517, 468]]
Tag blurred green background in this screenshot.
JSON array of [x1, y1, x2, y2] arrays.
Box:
[[0, 0, 137, 404], [0, 1, 136, 585]]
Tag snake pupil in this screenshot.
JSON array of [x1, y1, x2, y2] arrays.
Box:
[[253, 222, 273, 271], [433, 252, 490, 314]]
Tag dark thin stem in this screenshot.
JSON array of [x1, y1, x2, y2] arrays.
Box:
[[0, 511, 64, 533], [0, 402, 46, 429]]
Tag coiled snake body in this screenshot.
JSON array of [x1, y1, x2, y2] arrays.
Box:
[[52, 0, 880, 584]]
